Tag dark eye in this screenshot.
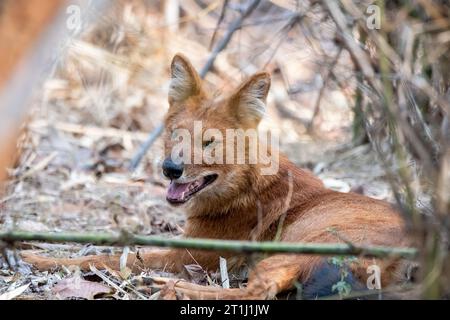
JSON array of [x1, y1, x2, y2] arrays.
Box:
[[203, 138, 215, 147]]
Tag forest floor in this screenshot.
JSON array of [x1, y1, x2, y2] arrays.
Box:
[[0, 1, 396, 300]]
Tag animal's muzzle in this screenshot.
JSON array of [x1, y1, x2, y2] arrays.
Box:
[[162, 157, 184, 180]]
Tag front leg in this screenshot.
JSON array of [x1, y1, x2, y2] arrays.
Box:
[[154, 254, 317, 299], [21, 248, 185, 273]]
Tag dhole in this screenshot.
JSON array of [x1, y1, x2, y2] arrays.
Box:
[[22, 54, 412, 299]]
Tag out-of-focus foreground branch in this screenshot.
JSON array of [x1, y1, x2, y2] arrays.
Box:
[[0, 230, 417, 258], [0, 0, 65, 182], [0, 0, 112, 183]]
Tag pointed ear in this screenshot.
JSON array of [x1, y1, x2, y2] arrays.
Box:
[[228, 72, 271, 127], [169, 53, 203, 104]]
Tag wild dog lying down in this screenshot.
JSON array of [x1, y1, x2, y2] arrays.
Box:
[[23, 54, 412, 299]]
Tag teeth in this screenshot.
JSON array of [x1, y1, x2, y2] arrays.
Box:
[[184, 179, 204, 197], [191, 182, 198, 190], [181, 191, 185, 199]]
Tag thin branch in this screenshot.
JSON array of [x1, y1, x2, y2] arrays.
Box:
[[307, 47, 343, 132], [0, 230, 417, 258], [322, 0, 381, 93], [199, 0, 261, 78], [208, 0, 229, 50], [128, 123, 164, 170]]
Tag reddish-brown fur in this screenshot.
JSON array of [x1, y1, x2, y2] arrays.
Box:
[[22, 54, 411, 299]]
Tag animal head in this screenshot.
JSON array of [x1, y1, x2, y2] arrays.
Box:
[[162, 53, 271, 210]]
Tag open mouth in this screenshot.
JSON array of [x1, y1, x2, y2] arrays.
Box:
[[166, 174, 218, 204]]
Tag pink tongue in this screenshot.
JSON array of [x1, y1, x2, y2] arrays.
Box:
[[167, 181, 192, 201]]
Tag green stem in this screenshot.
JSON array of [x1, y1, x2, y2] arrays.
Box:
[[0, 230, 417, 258]]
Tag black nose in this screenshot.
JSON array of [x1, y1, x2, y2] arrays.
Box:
[[162, 158, 184, 180]]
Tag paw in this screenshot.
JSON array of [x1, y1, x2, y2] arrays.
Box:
[[20, 251, 59, 271]]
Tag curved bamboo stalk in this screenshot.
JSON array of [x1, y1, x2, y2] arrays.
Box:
[[0, 230, 417, 259]]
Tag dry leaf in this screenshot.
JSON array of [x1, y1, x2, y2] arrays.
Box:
[[321, 178, 351, 193], [17, 220, 50, 232], [159, 280, 178, 300], [0, 283, 30, 300], [219, 257, 230, 289], [52, 276, 112, 300], [183, 264, 207, 285]]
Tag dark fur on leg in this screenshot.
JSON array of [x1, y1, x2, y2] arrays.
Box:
[[302, 260, 367, 299]]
